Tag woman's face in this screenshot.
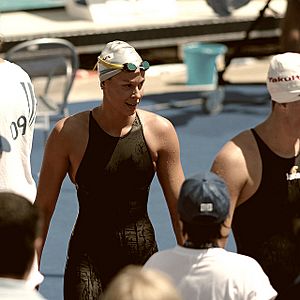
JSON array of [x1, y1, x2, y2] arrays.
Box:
[[102, 69, 146, 116]]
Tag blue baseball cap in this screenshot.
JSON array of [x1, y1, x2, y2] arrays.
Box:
[[178, 171, 230, 225], [0, 135, 11, 153]]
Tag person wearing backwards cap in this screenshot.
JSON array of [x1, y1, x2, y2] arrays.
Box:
[[210, 52, 300, 294], [144, 171, 277, 300], [35, 40, 185, 299]]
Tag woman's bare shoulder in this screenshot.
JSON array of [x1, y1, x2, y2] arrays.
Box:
[[231, 129, 257, 152], [54, 111, 90, 133], [214, 129, 258, 165], [137, 109, 174, 130]]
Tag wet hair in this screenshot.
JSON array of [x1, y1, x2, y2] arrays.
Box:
[[102, 265, 182, 300], [0, 192, 40, 278]]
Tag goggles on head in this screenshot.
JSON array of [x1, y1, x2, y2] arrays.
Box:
[[97, 57, 150, 72]]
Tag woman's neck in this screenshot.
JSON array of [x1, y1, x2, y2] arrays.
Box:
[[93, 106, 136, 137], [256, 120, 300, 158]]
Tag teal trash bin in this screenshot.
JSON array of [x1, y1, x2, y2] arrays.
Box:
[[183, 42, 227, 88]]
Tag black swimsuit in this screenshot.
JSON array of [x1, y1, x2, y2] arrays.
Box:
[[64, 111, 158, 299], [232, 129, 300, 293]]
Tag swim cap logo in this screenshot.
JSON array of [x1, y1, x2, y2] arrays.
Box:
[[268, 75, 300, 83]]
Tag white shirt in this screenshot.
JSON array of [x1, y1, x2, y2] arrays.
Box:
[[0, 60, 37, 203], [0, 60, 43, 288], [144, 246, 277, 300], [0, 278, 46, 299]]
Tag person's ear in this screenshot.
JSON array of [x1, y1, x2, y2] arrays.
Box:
[[100, 82, 105, 89]]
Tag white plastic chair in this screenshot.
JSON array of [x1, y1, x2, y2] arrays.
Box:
[[5, 38, 79, 142]]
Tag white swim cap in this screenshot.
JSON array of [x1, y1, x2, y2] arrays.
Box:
[[267, 52, 300, 103], [97, 40, 143, 82]]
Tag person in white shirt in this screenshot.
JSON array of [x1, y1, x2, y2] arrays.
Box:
[[0, 191, 46, 299], [0, 53, 37, 203], [144, 171, 278, 300], [0, 38, 43, 288]]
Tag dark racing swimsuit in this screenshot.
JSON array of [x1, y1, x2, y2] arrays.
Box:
[[232, 129, 300, 293], [64, 111, 157, 300]]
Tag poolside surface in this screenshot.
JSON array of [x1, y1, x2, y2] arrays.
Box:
[[33, 57, 272, 299]]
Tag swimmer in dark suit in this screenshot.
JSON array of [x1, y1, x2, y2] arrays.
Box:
[[35, 40, 185, 299]]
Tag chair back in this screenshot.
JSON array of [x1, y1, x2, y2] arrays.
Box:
[[5, 38, 79, 134]]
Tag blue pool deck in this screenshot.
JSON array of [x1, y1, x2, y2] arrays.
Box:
[[32, 57, 272, 299]]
